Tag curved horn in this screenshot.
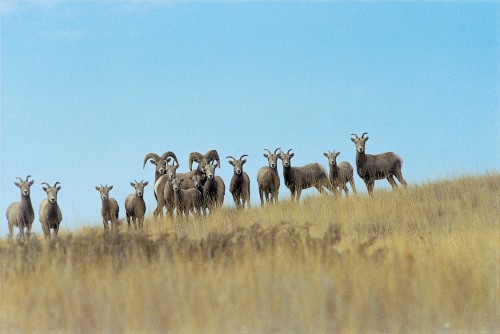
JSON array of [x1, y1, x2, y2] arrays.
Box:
[[188, 152, 203, 171], [205, 150, 220, 168], [264, 149, 271, 155], [361, 132, 368, 138], [54, 182, 60, 188], [287, 149, 293, 155], [274, 147, 282, 155], [143, 153, 161, 168], [239, 154, 248, 160], [41, 182, 51, 188], [351, 133, 359, 139], [25, 175, 32, 182], [16, 177, 23, 183], [226, 156, 236, 161], [161, 151, 178, 165]]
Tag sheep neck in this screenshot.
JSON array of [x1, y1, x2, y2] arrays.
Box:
[[20, 194, 34, 225]]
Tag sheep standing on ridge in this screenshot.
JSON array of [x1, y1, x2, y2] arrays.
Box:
[[153, 162, 179, 220], [95, 185, 119, 230], [6, 175, 35, 241], [279, 149, 332, 202], [227, 154, 251, 209], [351, 132, 407, 195], [324, 150, 357, 197], [203, 161, 225, 214], [39, 182, 63, 239], [171, 177, 203, 222], [257, 148, 281, 206], [125, 180, 148, 230]]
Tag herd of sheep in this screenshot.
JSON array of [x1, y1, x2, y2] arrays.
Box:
[[6, 133, 407, 241]]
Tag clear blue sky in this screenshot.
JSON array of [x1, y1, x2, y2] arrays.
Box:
[[1, 1, 498, 236]]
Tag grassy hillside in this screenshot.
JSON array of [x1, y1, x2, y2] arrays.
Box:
[[1, 174, 498, 333]]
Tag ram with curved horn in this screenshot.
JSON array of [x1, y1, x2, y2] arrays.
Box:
[[351, 132, 407, 195], [278, 149, 333, 202], [188, 149, 221, 172], [227, 154, 251, 209], [143, 151, 179, 183], [257, 147, 281, 206], [6, 175, 35, 241], [39, 181, 63, 239]]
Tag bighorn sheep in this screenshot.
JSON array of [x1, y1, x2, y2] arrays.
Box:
[[203, 161, 225, 214], [95, 184, 119, 230], [174, 149, 220, 190], [257, 148, 281, 206], [125, 180, 148, 230], [6, 175, 35, 241], [351, 132, 407, 195], [39, 182, 63, 239], [227, 154, 251, 209], [324, 150, 357, 197], [279, 149, 332, 201], [171, 177, 203, 222]]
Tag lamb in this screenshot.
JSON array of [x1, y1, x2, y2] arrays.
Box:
[[202, 161, 225, 214], [257, 148, 281, 206], [324, 150, 357, 197], [95, 184, 119, 230], [279, 149, 332, 202], [351, 132, 407, 195], [153, 162, 179, 220], [125, 180, 148, 230], [171, 177, 203, 222], [39, 182, 63, 239], [227, 154, 251, 209], [6, 175, 35, 241]]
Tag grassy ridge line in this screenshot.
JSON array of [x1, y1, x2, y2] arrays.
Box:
[[0, 174, 498, 333]]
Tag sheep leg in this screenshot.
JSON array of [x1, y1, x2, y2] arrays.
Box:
[[8, 222, 13, 239], [395, 172, 408, 188], [349, 179, 357, 195], [366, 180, 375, 195], [343, 184, 349, 197], [387, 175, 398, 189], [53, 224, 59, 238], [103, 219, 109, 230], [42, 223, 50, 239]]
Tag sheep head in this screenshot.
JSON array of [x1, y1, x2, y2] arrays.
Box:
[[278, 149, 294, 168], [204, 161, 218, 180], [324, 150, 341, 166], [130, 180, 148, 198], [189, 149, 221, 171], [42, 182, 61, 204], [263, 147, 281, 169], [15, 175, 34, 197], [351, 132, 369, 153], [227, 154, 248, 175], [171, 177, 183, 192], [143, 151, 178, 175], [96, 184, 113, 200]]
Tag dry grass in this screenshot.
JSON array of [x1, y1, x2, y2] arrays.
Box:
[[1, 174, 499, 333]]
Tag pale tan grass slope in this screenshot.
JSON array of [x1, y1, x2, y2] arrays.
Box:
[[1, 174, 498, 333]]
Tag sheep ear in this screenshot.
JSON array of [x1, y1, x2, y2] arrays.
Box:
[[336, 152, 340, 157], [364, 137, 369, 141], [290, 153, 294, 158], [228, 160, 234, 166], [14, 182, 20, 187], [29, 180, 34, 186], [43, 187, 48, 192], [351, 138, 356, 142], [143, 181, 148, 186], [263, 153, 268, 158], [323, 152, 328, 157], [242, 159, 247, 164], [130, 182, 135, 187], [95, 186, 101, 191], [56, 186, 61, 191], [108, 186, 113, 190], [149, 159, 156, 165]]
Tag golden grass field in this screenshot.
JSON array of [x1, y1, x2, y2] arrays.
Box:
[[1, 174, 499, 333]]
